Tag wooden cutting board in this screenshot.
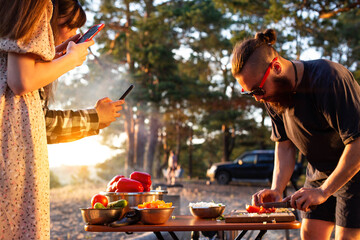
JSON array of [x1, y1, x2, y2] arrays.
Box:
[[224, 210, 296, 223]]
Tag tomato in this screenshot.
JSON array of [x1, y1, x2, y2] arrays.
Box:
[[246, 204, 260, 213], [246, 204, 276, 214], [91, 194, 109, 208]]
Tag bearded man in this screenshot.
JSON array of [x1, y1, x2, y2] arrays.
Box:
[[231, 29, 360, 240]]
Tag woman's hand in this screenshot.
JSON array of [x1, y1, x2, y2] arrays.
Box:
[[64, 39, 94, 67], [54, 34, 81, 59]]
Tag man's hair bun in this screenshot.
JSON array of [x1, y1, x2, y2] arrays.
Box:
[[255, 29, 276, 45]]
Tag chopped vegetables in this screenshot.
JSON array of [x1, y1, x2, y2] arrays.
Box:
[[137, 200, 172, 209], [246, 204, 276, 214], [189, 202, 224, 208]]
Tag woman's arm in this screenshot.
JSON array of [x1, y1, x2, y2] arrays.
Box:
[[7, 40, 93, 95]]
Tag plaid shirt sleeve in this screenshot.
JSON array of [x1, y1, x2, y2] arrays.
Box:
[[44, 107, 100, 144]]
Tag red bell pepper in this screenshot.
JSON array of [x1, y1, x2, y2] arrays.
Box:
[[107, 175, 125, 188], [130, 171, 151, 184], [116, 177, 144, 192], [143, 182, 152, 192]]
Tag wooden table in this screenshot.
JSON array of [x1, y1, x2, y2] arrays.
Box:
[[85, 215, 301, 240]]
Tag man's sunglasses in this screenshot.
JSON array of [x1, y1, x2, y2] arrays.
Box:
[[241, 57, 278, 96]]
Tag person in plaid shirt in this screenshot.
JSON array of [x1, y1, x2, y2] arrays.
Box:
[[43, 0, 124, 144]]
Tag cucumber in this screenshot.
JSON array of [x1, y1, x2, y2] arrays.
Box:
[[94, 202, 106, 209], [108, 199, 128, 209]]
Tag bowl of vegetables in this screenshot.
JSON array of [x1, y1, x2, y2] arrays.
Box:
[[80, 196, 128, 225], [189, 202, 225, 219], [132, 200, 174, 225], [80, 208, 126, 225]]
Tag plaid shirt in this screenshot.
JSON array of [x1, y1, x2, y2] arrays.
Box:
[[40, 88, 99, 144]]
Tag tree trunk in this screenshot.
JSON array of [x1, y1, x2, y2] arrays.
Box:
[[124, 105, 135, 174], [188, 126, 193, 179], [156, 129, 168, 179], [145, 114, 160, 174], [175, 121, 181, 160], [135, 112, 147, 170], [222, 124, 230, 162]]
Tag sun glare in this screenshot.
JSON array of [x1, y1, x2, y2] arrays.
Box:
[[47, 135, 118, 168]]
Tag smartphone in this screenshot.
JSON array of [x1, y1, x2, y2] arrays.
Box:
[[119, 85, 134, 100], [76, 23, 105, 44]]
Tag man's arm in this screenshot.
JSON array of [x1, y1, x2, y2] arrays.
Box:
[[321, 137, 360, 196], [44, 108, 99, 144], [252, 140, 296, 205], [288, 137, 360, 211], [272, 140, 297, 193]]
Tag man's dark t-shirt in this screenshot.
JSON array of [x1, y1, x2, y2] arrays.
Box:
[[265, 59, 360, 185]]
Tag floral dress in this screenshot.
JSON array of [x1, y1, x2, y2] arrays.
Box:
[[0, 1, 55, 239]]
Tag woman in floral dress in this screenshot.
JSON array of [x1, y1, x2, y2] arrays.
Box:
[[0, 0, 93, 239]]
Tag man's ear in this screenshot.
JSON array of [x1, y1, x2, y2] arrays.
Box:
[[273, 62, 282, 74]]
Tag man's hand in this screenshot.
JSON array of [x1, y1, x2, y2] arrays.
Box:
[[95, 97, 124, 129], [283, 187, 329, 212], [252, 188, 282, 206]]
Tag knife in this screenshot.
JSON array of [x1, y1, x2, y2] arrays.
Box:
[[259, 201, 317, 210], [258, 201, 291, 208]]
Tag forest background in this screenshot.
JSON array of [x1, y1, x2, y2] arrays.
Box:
[[50, 0, 360, 187]]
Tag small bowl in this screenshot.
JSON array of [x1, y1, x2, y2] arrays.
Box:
[[189, 205, 226, 219], [80, 208, 126, 225], [133, 207, 175, 225]]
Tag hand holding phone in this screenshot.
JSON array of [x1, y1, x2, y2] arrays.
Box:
[[119, 85, 134, 100], [76, 23, 105, 44]]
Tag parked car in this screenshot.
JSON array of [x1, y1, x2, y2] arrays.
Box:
[[206, 150, 302, 185]]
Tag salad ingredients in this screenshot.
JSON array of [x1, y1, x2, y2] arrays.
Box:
[[246, 204, 276, 214], [116, 177, 144, 192], [138, 200, 172, 209], [130, 171, 152, 192], [189, 202, 224, 208], [91, 194, 109, 208], [108, 199, 128, 209], [94, 202, 106, 209]]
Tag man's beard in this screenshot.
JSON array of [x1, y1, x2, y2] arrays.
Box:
[[261, 76, 295, 114]]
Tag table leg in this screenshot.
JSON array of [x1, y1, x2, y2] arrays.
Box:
[[255, 230, 267, 240], [169, 231, 180, 240], [191, 231, 200, 240], [153, 232, 165, 240], [235, 230, 248, 240]]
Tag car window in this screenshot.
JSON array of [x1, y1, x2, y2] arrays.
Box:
[[241, 154, 256, 164], [258, 154, 274, 163]]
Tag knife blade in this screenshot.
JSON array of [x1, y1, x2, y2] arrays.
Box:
[[258, 201, 291, 208], [259, 201, 317, 210]]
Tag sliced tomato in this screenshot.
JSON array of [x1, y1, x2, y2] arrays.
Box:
[[246, 204, 260, 213]]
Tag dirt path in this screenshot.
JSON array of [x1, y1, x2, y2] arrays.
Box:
[[50, 180, 301, 240]]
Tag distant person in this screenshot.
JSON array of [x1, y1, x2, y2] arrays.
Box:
[[0, 0, 93, 239], [44, 0, 124, 144], [231, 29, 360, 239], [167, 150, 178, 185]]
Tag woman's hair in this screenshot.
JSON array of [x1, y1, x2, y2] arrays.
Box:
[[51, 0, 87, 43], [231, 29, 278, 77], [0, 0, 48, 42], [44, 0, 86, 105]]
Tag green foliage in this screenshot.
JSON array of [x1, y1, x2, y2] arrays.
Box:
[[65, 0, 360, 180]]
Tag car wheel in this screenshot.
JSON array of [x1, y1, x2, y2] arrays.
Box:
[[216, 171, 230, 185]]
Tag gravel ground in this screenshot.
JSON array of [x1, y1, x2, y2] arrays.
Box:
[[50, 180, 302, 240]]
